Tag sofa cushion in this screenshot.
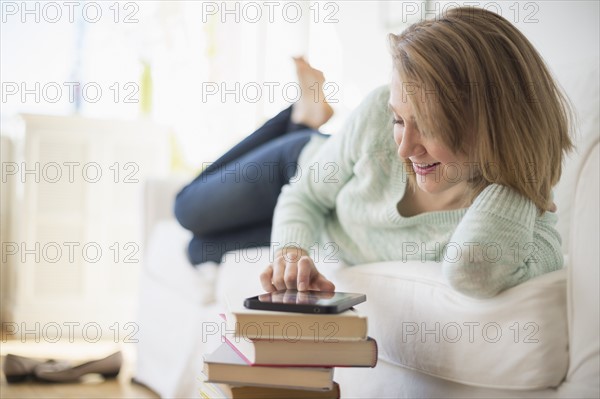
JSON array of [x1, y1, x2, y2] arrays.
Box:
[[333, 261, 568, 390], [144, 220, 218, 305], [334, 358, 559, 399]]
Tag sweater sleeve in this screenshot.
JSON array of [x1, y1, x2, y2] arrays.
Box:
[[270, 86, 389, 257], [442, 184, 564, 298]]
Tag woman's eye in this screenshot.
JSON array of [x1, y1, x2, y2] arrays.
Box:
[[393, 118, 404, 126]]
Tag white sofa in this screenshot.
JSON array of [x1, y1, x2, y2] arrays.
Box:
[[135, 67, 599, 397]]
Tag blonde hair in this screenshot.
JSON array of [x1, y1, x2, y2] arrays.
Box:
[[388, 7, 573, 213]]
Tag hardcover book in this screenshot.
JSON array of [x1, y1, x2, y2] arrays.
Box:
[[199, 381, 341, 399], [203, 343, 334, 391], [224, 334, 378, 367], [224, 298, 367, 342]]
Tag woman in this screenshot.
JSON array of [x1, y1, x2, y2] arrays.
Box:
[[177, 7, 573, 299]]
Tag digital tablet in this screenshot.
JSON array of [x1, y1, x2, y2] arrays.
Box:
[[244, 290, 366, 314]]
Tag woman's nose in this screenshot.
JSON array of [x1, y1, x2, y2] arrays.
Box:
[[397, 125, 424, 158]]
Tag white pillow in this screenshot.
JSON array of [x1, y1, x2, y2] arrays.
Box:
[[332, 261, 568, 390]]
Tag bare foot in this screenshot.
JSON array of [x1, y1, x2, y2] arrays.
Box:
[[290, 56, 334, 130]]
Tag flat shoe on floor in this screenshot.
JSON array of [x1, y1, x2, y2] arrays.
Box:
[[34, 351, 122, 383], [3, 354, 46, 383]]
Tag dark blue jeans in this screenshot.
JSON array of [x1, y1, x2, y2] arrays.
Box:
[[174, 106, 329, 265]]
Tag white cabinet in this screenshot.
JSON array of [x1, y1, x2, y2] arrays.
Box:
[[1, 114, 169, 341]]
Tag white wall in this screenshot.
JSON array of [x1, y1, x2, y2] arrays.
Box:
[[513, 1, 599, 74]]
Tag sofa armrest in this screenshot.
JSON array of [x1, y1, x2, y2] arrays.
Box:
[[566, 137, 600, 389], [143, 176, 189, 248]]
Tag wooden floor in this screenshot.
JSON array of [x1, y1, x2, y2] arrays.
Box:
[[0, 341, 159, 399]]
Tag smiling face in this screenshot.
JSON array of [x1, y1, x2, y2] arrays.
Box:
[[389, 73, 473, 200]]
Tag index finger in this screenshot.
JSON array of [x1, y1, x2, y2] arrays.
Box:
[[260, 264, 277, 292]]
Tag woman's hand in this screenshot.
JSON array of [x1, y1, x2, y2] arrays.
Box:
[[260, 247, 336, 292]]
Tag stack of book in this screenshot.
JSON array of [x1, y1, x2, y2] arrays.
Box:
[[200, 300, 377, 399]]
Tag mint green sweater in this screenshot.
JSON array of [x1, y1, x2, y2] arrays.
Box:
[[271, 85, 564, 298]]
